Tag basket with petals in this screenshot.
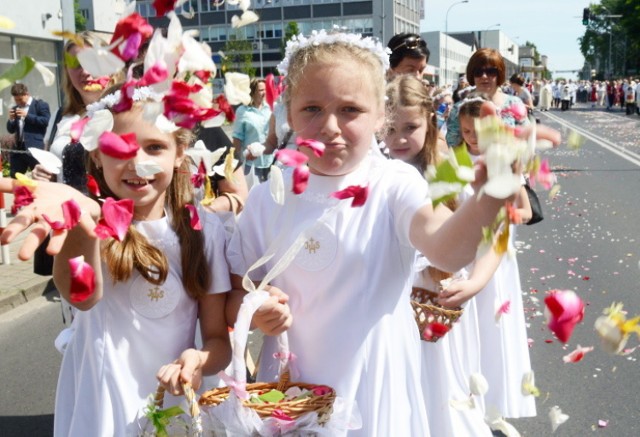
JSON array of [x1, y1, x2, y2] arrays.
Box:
[[137, 382, 202, 437], [410, 267, 463, 342], [198, 291, 337, 434]]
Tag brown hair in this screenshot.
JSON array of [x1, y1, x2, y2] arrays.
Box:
[[457, 91, 490, 119], [87, 94, 211, 300], [509, 74, 525, 87], [385, 74, 438, 173], [10, 83, 28, 96], [466, 48, 506, 86], [250, 78, 265, 106], [283, 40, 386, 112]]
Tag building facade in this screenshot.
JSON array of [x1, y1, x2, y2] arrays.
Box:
[[0, 0, 75, 118], [135, 0, 421, 77]]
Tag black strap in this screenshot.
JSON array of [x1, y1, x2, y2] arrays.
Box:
[[278, 130, 294, 150], [47, 107, 64, 150]]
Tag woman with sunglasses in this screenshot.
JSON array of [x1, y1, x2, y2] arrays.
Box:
[[446, 48, 529, 147], [387, 33, 431, 78]]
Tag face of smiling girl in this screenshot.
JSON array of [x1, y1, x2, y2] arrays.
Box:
[[288, 59, 385, 177], [92, 105, 185, 220], [384, 106, 427, 162]]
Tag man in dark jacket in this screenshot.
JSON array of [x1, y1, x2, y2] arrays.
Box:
[[6, 83, 50, 177]]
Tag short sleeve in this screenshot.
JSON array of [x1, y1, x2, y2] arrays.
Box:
[[232, 106, 246, 142]]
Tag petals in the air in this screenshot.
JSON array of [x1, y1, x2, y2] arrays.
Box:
[[28, 148, 62, 175], [330, 184, 369, 207], [231, 10, 259, 28], [70, 116, 90, 144], [42, 199, 82, 231], [469, 373, 489, 396], [269, 165, 285, 205], [275, 149, 308, 167], [94, 197, 134, 241], [544, 289, 585, 343], [296, 137, 325, 157], [98, 131, 140, 160], [11, 185, 35, 214], [562, 345, 594, 363], [80, 109, 114, 151], [224, 72, 251, 105], [549, 406, 569, 433], [495, 300, 511, 322], [33, 61, 56, 86], [292, 165, 309, 195], [185, 204, 202, 230], [135, 160, 163, 177], [68, 255, 96, 303], [76, 45, 126, 77], [86, 174, 101, 197]]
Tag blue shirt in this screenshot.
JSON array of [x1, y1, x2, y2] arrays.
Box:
[[232, 103, 273, 168]]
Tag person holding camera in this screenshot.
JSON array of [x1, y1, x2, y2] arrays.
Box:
[[5, 83, 51, 177]]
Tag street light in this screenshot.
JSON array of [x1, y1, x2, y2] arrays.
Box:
[[444, 0, 469, 86], [598, 6, 622, 78]]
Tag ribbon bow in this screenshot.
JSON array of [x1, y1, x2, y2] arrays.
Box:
[[217, 370, 249, 400]]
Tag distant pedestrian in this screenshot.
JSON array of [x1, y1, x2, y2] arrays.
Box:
[[5, 83, 50, 177]]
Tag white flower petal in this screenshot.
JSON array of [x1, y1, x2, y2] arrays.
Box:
[[28, 148, 61, 174], [485, 406, 522, 437], [231, 10, 259, 28], [456, 166, 476, 182], [214, 159, 238, 177], [154, 114, 179, 134], [224, 72, 251, 105], [245, 142, 265, 157], [269, 165, 285, 205], [33, 61, 55, 86], [135, 160, 163, 177], [469, 373, 489, 396], [80, 109, 114, 151], [179, 34, 216, 75], [428, 181, 463, 201], [201, 112, 226, 128], [481, 174, 522, 199], [449, 396, 475, 411], [186, 140, 213, 170], [76, 46, 125, 77], [549, 405, 569, 433]]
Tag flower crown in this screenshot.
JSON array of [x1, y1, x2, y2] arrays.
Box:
[[86, 87, 163, 118], [277, 27, 391, 77]]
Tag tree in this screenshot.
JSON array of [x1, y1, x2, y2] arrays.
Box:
[[281, 21, 300, 58], [221, 36, 256, 77], [74, 0, 87, 31]]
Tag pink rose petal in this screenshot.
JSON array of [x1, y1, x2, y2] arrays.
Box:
[[562, 345, 594, 363], [70, 117, 90, 143], [330, 184, 369, 207], [68, 255, 95, 303], [296, 137, 325, 157], [185, 204, 202, 230], [275, 149, 308, 167], [42, 199, 82, 231], [544, 290, 585, 343], [11, 186, 35, 214], [98, 131, 140, 160], [292, 165, 309, 194], [94, 197, 134, 241], [86, 175, 101, 197]]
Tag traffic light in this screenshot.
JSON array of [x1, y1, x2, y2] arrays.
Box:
[[582, 8, 590, 25]]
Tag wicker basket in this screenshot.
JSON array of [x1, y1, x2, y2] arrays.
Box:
[[199, 369, 336, 425], [411, 286, 463, 343], [139, 382, 202, 437]]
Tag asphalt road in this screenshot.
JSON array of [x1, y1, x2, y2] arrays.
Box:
[[0, 105, 638, 436]]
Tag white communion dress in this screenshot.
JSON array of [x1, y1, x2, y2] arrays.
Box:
[[227, 155, 431, 436], [54, 212, 230, 437]]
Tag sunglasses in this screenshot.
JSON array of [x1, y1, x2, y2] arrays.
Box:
[[392, 36, 422, 52], [473, 67, 499, 78]]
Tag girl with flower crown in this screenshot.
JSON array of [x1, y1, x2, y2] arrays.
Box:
[[225, 31, 560, 436]]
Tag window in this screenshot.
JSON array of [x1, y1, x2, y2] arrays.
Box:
[[0, 35, 12, 60], [16, 38, 56, 63]]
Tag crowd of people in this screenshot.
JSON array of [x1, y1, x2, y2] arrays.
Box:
[[0, 12, 567, 436]]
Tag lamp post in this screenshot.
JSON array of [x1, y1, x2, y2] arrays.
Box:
[[599, 6, 622, 78], [444, 0, 469, 86], [257, 0, 273, 77]]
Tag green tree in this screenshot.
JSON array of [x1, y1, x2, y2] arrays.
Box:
[[281, 21, 300, 59], [221, 36, 256, 77], [74, 0, 87, 31]]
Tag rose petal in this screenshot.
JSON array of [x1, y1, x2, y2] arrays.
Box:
[[80, 109, 114, 152], [98, 131, 140, 160], [292, 165, 309, 195], [42, 199, 82, 231], [544, 290, 585, 343], [68, 255, 95, 303], [86, 175, 101, 197], [135, 160, 163, 177], [549, 405, 569, 433], [70, 116, 90, 143], [276, 149, 308, 167], [269, 165, 285, 205], [94, 197, 134, 241], [185, 204, 202, 230], [330, 184, 369, 207], [296, 137, 325, 157], [469, 373, 489, 396], [562, 345, 594, 363], [11, 185, 35, 214]]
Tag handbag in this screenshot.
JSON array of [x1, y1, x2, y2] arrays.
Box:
[[524, 183, 543, 225]]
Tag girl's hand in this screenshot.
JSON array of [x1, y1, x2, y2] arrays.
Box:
[[157, 349, 204, 396], [253, 287, 292, 335], [437, 279, 481, 308], [31, 164, 56, 182], [0, 178, 100, 260]]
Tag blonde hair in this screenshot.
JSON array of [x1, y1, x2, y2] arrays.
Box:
[[283, 41, 386, 111], [385, 74, 438, 173], [87, 94, 211, 300], [62, 32, 98, 116]]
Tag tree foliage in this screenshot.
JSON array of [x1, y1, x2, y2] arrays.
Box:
[[221, 36, 256, 77], [579, 0, 640, 77], [74, 0, 87, 31]]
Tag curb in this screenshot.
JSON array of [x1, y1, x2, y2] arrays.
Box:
[[0, 277, 56, 316]]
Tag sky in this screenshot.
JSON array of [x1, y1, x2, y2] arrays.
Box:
[[420, 0, 590, 73]]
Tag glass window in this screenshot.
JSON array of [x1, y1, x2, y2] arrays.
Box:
[[0, 35, 12, 59], [15, 38, 56, 63]]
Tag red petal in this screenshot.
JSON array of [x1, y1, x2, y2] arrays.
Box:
[[68, 256, 95, 303], [70, 117, 90, 143], [138, 62, 169, 87], [94, 197, 134, 241], [98, 131, 140, 160], [292, 165, 309, 194], [42, 199, 82, 231], [185, 204, 202, 230], [86, 175, 101, 197], [152, 0, 177, 17], [296, 137, 325, 157], [11, 186, 35, 214], [276, 149, 308, 167], [331, 184, 369, 207]]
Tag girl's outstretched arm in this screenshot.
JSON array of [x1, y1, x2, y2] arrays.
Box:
[[0, 178, 103, 310], [157, 292, 232, 395]]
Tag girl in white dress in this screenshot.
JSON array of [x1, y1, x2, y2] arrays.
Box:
[[456, 95, 537, 419], [1, 91, 232, 436], [224, 31, 558, 436], [384, 74, 492, 437]]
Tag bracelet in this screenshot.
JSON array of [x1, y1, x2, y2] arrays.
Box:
[[220, 192, 245, 215]]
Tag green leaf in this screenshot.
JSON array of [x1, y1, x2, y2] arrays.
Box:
[[258, 389, 285, 403], [0, 57, 36, 92], [427, 144, 474, 207]]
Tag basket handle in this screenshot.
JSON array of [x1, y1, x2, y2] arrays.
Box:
[[153, 382, 202, 436]]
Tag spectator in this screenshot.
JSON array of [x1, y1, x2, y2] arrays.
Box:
[[5, 83, 50, 177], [387, 33, 430, 78]]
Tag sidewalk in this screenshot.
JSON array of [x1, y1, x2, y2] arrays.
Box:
[[0, 190, 56, 315]]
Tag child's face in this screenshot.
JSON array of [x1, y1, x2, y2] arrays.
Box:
[[288, 60, 385, 176], [384, 106, 427, 162], [92, 106, 185, 220], [459, 114, 480, 155]]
